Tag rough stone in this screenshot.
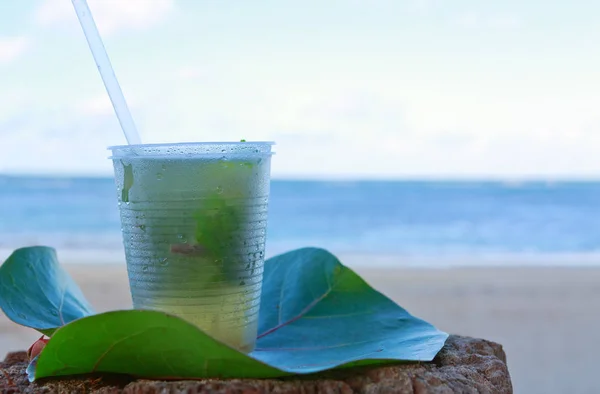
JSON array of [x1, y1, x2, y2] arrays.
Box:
[[0, 335, 512, 393]]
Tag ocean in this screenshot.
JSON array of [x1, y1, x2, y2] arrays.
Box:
[[1, 176, 600, 267]]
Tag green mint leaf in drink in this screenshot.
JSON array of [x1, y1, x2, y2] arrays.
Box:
[[190, 160, 258, 284], [120, 161, 134, 203]]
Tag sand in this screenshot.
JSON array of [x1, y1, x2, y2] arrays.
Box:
[[1, 259, 598, 394]]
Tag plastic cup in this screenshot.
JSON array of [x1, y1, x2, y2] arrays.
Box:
[[108, 142, 273, 353]]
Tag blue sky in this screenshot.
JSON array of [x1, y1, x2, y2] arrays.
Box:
[[1, 0, 599, 179]]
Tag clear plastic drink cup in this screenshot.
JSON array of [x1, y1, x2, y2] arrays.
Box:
[[109, 142, 273, 353]]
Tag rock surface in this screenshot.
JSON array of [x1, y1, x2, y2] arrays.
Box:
[[0, 335, 512, 393]]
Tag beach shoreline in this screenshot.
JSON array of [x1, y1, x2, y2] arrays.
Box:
[[5, 247, 600, 268]]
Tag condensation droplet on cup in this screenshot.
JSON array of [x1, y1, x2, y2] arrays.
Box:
[[216, 186, 223, 194], [161, 164, 167, 171], [159, 258, 169, 267], [139, 224, 146, 232], [156, 173, 163, 180], [142, 265, 149, 272], [239, 280, 246, 286], [18, 313, 27, 320], [51, 310, 59, 316]]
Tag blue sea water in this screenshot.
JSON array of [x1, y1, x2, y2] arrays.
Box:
[[1, 176, 600, 265]]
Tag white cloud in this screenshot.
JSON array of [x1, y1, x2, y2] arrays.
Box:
[[77, 95, 114, 116], [0, 37, 30, 64], [488, 15, 522, 30], [453, 11, 522, 30], [77, 92, 143, 117], [174, 66, 208, 81], [0, 108, 124, 175], [409, 0, 441, 13], [34, 0, 174, 36]]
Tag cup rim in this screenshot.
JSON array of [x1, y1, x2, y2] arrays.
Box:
[[108, 141, 275, 150]]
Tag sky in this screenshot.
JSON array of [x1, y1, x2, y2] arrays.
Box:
[[0, 0, 599, 179]]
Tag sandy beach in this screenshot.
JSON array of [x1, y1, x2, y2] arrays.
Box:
[[1, 257, 598, 394]]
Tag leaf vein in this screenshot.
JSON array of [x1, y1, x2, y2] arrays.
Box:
[[58, 280, 66, 326], [91, 330, 150, 373], [255, 337, 380, 351], [258, 287, 332, 339], [302, 311, 375, 319], [277, 265, 293, 325]]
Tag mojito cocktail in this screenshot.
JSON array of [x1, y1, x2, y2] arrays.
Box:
[[109, 142, 273, 352]]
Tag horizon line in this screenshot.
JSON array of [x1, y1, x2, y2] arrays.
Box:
[[2, 172, 600, 183]]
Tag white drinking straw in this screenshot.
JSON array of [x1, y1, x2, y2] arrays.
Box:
[[71, 0, 142, 145]]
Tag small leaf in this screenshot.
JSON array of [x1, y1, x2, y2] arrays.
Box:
[[26, 354, 39, 383], [29, 247, 447, 380], [27, 336, 49, 361], [0, 246, 94, 336]]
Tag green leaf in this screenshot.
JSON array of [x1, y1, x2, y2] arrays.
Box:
[[253, 248, 447, 372], [0, 247, 448, 380], [0, 246, 94, 336], [35, 310, 283, 380]]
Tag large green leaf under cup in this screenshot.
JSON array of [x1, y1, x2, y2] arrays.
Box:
[[0, 246, 448, 380]]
